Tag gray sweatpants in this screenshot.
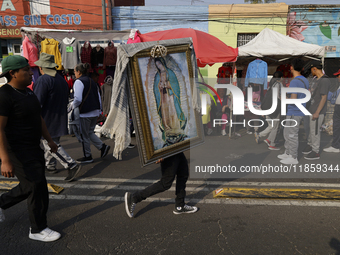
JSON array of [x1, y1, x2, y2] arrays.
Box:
[[259, 114, 280, 146], [283, 116, 303, 159], [307, 114, 324, 153], [42, 137, 76, 170], [80, 117, 103, 157]]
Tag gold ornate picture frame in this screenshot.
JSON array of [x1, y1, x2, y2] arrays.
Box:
[[128, 44, 204, 166]]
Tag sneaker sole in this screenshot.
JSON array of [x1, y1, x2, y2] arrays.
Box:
[[76, 160, 94, 164], [302, 150, 312, 155], [323, 149, 340, 153], [173, 208, 198, 215], [124, 192, 134, 218], [29, 234, 61, 242], [268, 147, 280, 151], [264, 140, 270, 146], [280, 160, 298, 165], [277, 155, 290, 160], [304, 156, 320, 160]]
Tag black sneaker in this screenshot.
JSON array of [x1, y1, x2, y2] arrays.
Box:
[[124, 192, 136, 218], [100, 144, 110, 158], [45, 167, 58, 174], [76, 156, 93, 164], [304, 151, 320, 160], [302, 145, 313, 155], [64, 164, 82, 182], [173, 204, 198, 215], [127, 143, 135, 149]]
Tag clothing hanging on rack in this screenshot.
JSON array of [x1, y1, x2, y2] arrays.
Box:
[[80, 41, 92, 65], [22, 35, 39, 67], [91, 46, 104, 68], [103, 44, 117, 69], [40, 38, 63, 70], [245, 59, 268, 89], [60, 37, 80, 70]]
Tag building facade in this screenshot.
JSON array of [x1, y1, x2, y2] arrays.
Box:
[[0, 0, 112, 58]]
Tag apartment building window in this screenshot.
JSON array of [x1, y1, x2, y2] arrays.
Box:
[[237, 33, 258, 47], [30, 0, 51, 15]]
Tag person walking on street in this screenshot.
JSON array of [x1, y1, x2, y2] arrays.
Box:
[[255, 71, 283, 150], [33, 53, 81, 182], [70, 63, 110, 163], [324, 69, 340, 153], [0, 55, 61, 242], [278, 58, 309, 165], [125, 152, 198, 218], [302, 61, 330, 160]]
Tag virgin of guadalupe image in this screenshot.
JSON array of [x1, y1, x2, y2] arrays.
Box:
[[153, 57, 187, 147]]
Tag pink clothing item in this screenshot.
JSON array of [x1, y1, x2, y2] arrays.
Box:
[[252, 86, 261, 102], [127, 32, 141, 44], [207, 113, 228, 130], [22, 36, 39, 67]]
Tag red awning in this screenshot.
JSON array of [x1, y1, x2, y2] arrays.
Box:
[[139, 28, 238, 67]]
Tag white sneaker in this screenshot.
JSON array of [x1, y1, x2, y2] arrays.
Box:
[[207, 128, 213, 135], [0, 208, 5, 222], [221, 129, 227, 136], [246, 131, 253, 135], [323, 146, 340, 153], [29, 227, 61, 242], [280, 156, 298, 165], [277, 153, 290, 160]]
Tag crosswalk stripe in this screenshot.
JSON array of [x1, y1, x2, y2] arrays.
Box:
[[49, 183, 214, 192], [2, 176, 340, 188], [48, 194, 340, 207]]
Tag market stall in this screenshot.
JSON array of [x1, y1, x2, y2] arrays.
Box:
[[19, 27, 131, 86], [229, 28, 325, 137]]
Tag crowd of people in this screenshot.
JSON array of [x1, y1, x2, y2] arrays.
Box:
[[0, 53, 340, 242], [207, 58, 340, 165], [0, 54, 198, 242]]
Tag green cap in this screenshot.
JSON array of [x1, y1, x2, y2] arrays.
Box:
[[0, 55, 29, 78]]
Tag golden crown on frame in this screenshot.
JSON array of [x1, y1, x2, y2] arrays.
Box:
[[150, 42, 167, 58]]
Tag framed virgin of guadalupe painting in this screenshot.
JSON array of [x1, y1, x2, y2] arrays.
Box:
[[129, 43, 204, 166]]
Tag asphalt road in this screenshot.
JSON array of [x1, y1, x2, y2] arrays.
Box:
[[1, 129, 340, 255]]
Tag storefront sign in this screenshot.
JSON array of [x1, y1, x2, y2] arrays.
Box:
[[0, 0, 106, 38]]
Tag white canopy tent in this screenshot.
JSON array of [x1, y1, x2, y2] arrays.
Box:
[[226, 28, 325, 138], [238, 28, 325, 63]]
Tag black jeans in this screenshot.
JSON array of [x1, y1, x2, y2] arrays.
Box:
[[332, 105, 340, 149], [133, 152, 189, 207], [0, 148, 49, 233]]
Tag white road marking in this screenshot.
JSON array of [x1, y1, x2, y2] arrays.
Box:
[[49, 194, 340, 207], [2, 176, 340, 188]]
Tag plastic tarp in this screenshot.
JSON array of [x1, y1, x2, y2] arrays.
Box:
[[238, 28, 325, 59], [139, 28, 238, 67]]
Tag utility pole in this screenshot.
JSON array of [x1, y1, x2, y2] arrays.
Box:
[[108, 0, 113, 30], [102, 0, 107, 30]]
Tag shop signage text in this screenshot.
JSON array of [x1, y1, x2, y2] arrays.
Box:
[[0, 14, 82, 26]]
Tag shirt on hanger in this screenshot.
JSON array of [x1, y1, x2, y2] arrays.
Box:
[[60, 37, 80, 70], [40, 38, 63, 70], [91, 46, 104, 68], [245, 59, 268, 89], [22, 35, 39, 67], [103, 44, 117, 69]]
